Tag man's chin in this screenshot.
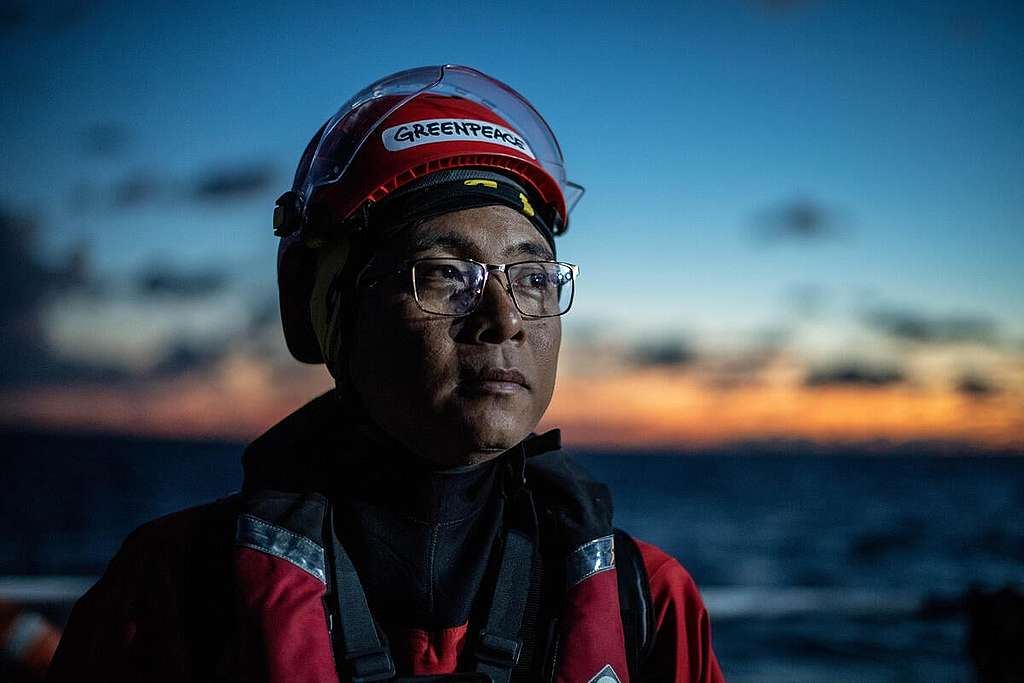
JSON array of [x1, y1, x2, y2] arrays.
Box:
[[458, 417, 533, 458]]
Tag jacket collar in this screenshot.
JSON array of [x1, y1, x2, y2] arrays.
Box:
[[241, 388, 561, 495]]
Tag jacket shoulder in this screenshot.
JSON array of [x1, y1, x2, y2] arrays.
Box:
[[121, 493, 242, 552], [48, 495, 243, 680], [76, 493, 242, 611], [630, 539, 725, 683], [632, 539, 700, 596]]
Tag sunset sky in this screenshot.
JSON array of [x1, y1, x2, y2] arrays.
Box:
[[1, 1, 1021, 451]]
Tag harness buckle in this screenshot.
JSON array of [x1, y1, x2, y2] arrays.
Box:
[[348, 647, 396, 683], [476, 630, 522, 668]]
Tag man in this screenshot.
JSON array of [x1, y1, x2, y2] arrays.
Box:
[[48, 65, 724, 682]]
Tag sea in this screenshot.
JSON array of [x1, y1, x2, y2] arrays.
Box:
[[2, 429, 1022, 683]]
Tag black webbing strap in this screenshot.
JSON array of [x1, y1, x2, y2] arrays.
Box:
[[474, 528, 534, 683], [614, 529, 655, 681], [326, 502, 397, 683], [509, 548, 543, 683], [472, 470, 540, 683]]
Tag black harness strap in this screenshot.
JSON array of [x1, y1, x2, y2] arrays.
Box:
[[326, 501, 397, 683], [316, 478, 650, 683], [472, 465, 541, 683], [509, 548, 543, 683], [474, 528, 535, 683], [614, 529, 655, 682]]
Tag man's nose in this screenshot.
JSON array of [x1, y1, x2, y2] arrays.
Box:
[[464, 271, 524, 344]]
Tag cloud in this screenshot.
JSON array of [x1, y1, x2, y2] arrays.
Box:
[[0, 207, 90, 320], [0, 3, 29, 33], [752, 197, 845, 243], [193, 164, 276, 201], [704, 345, 781, 390], [65, 181, 102, 214], [246, 298, 278, 334], [956, 372, 999, 398], [112, 171, 163, 208], [629, 337, 697, 368], [66, 162, 279, 212], [804, 361, 906, 388], [862, 307, 999, 346], [135, 263, 229, 300], [784, 283, 829, 319], [0, 205, 123, 386], [81, 122, 132, 158], [148, 340, 228, 378], [0, 1, 95, 35], [0, 206, 248, 388], [0, 211, 270, 388]]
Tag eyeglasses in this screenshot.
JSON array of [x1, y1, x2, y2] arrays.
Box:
[[360, 257, 579, 318]]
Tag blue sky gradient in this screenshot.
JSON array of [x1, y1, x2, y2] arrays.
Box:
[[1, 0, 1022, 445]]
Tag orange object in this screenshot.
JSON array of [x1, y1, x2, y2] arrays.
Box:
[[0, 599, 62, 679]]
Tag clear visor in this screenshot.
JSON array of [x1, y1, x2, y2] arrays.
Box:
[[302, 65, 584, 213]]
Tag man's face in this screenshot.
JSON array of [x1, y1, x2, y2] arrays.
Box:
[[345, 204, 562, 467]]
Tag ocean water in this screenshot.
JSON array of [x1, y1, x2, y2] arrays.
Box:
[[2, 429, 1022, 682], [581, 453, 1024, 682]]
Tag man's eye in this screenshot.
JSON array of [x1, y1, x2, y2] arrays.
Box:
[[419, 264, 470, 287], [425, 265, 460, 279], [514, 269, 553, 289]]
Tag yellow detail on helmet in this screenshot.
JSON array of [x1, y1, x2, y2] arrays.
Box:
[[464, 179, 498, 188], [518, 192, 535, 217]]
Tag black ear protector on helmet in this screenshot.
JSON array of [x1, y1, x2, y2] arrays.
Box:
[[273, 191, 302, 238]]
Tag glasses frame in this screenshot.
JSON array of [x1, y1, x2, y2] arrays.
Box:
[[359, 257, 580, 319]]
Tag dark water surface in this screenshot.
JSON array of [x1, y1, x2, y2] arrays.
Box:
[[3, 430, 1022, 682]]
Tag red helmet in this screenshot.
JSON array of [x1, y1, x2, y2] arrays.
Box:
[[275, 65, 583, 364]]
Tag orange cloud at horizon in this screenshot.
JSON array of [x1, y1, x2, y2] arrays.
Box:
[[541, 368, 1024, 451], [1, 350, 1021, 452], [0, 355, 333, 442]]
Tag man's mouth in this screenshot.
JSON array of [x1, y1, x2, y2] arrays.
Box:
[[462, 367, 530, 395]]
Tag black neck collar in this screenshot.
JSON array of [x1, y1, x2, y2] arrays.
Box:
[[241, 389, 561, 502]]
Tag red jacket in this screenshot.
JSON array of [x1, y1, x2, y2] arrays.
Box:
[[48, 392, 724, 683]]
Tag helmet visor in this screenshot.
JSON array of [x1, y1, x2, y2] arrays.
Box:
[[301, 65, 584, 215]]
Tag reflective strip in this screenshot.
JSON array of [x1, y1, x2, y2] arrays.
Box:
[[566, 534, 615, 587], [1, 611, 47, 660], [235, 514, 326, 584], [586, 664, 622, 683]]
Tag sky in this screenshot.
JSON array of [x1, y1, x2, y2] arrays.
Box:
[[1, 0, 1022, 450]]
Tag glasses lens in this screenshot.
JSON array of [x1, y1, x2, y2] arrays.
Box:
[[508, 262, 575, 317], [412, 259, 485, 315]]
